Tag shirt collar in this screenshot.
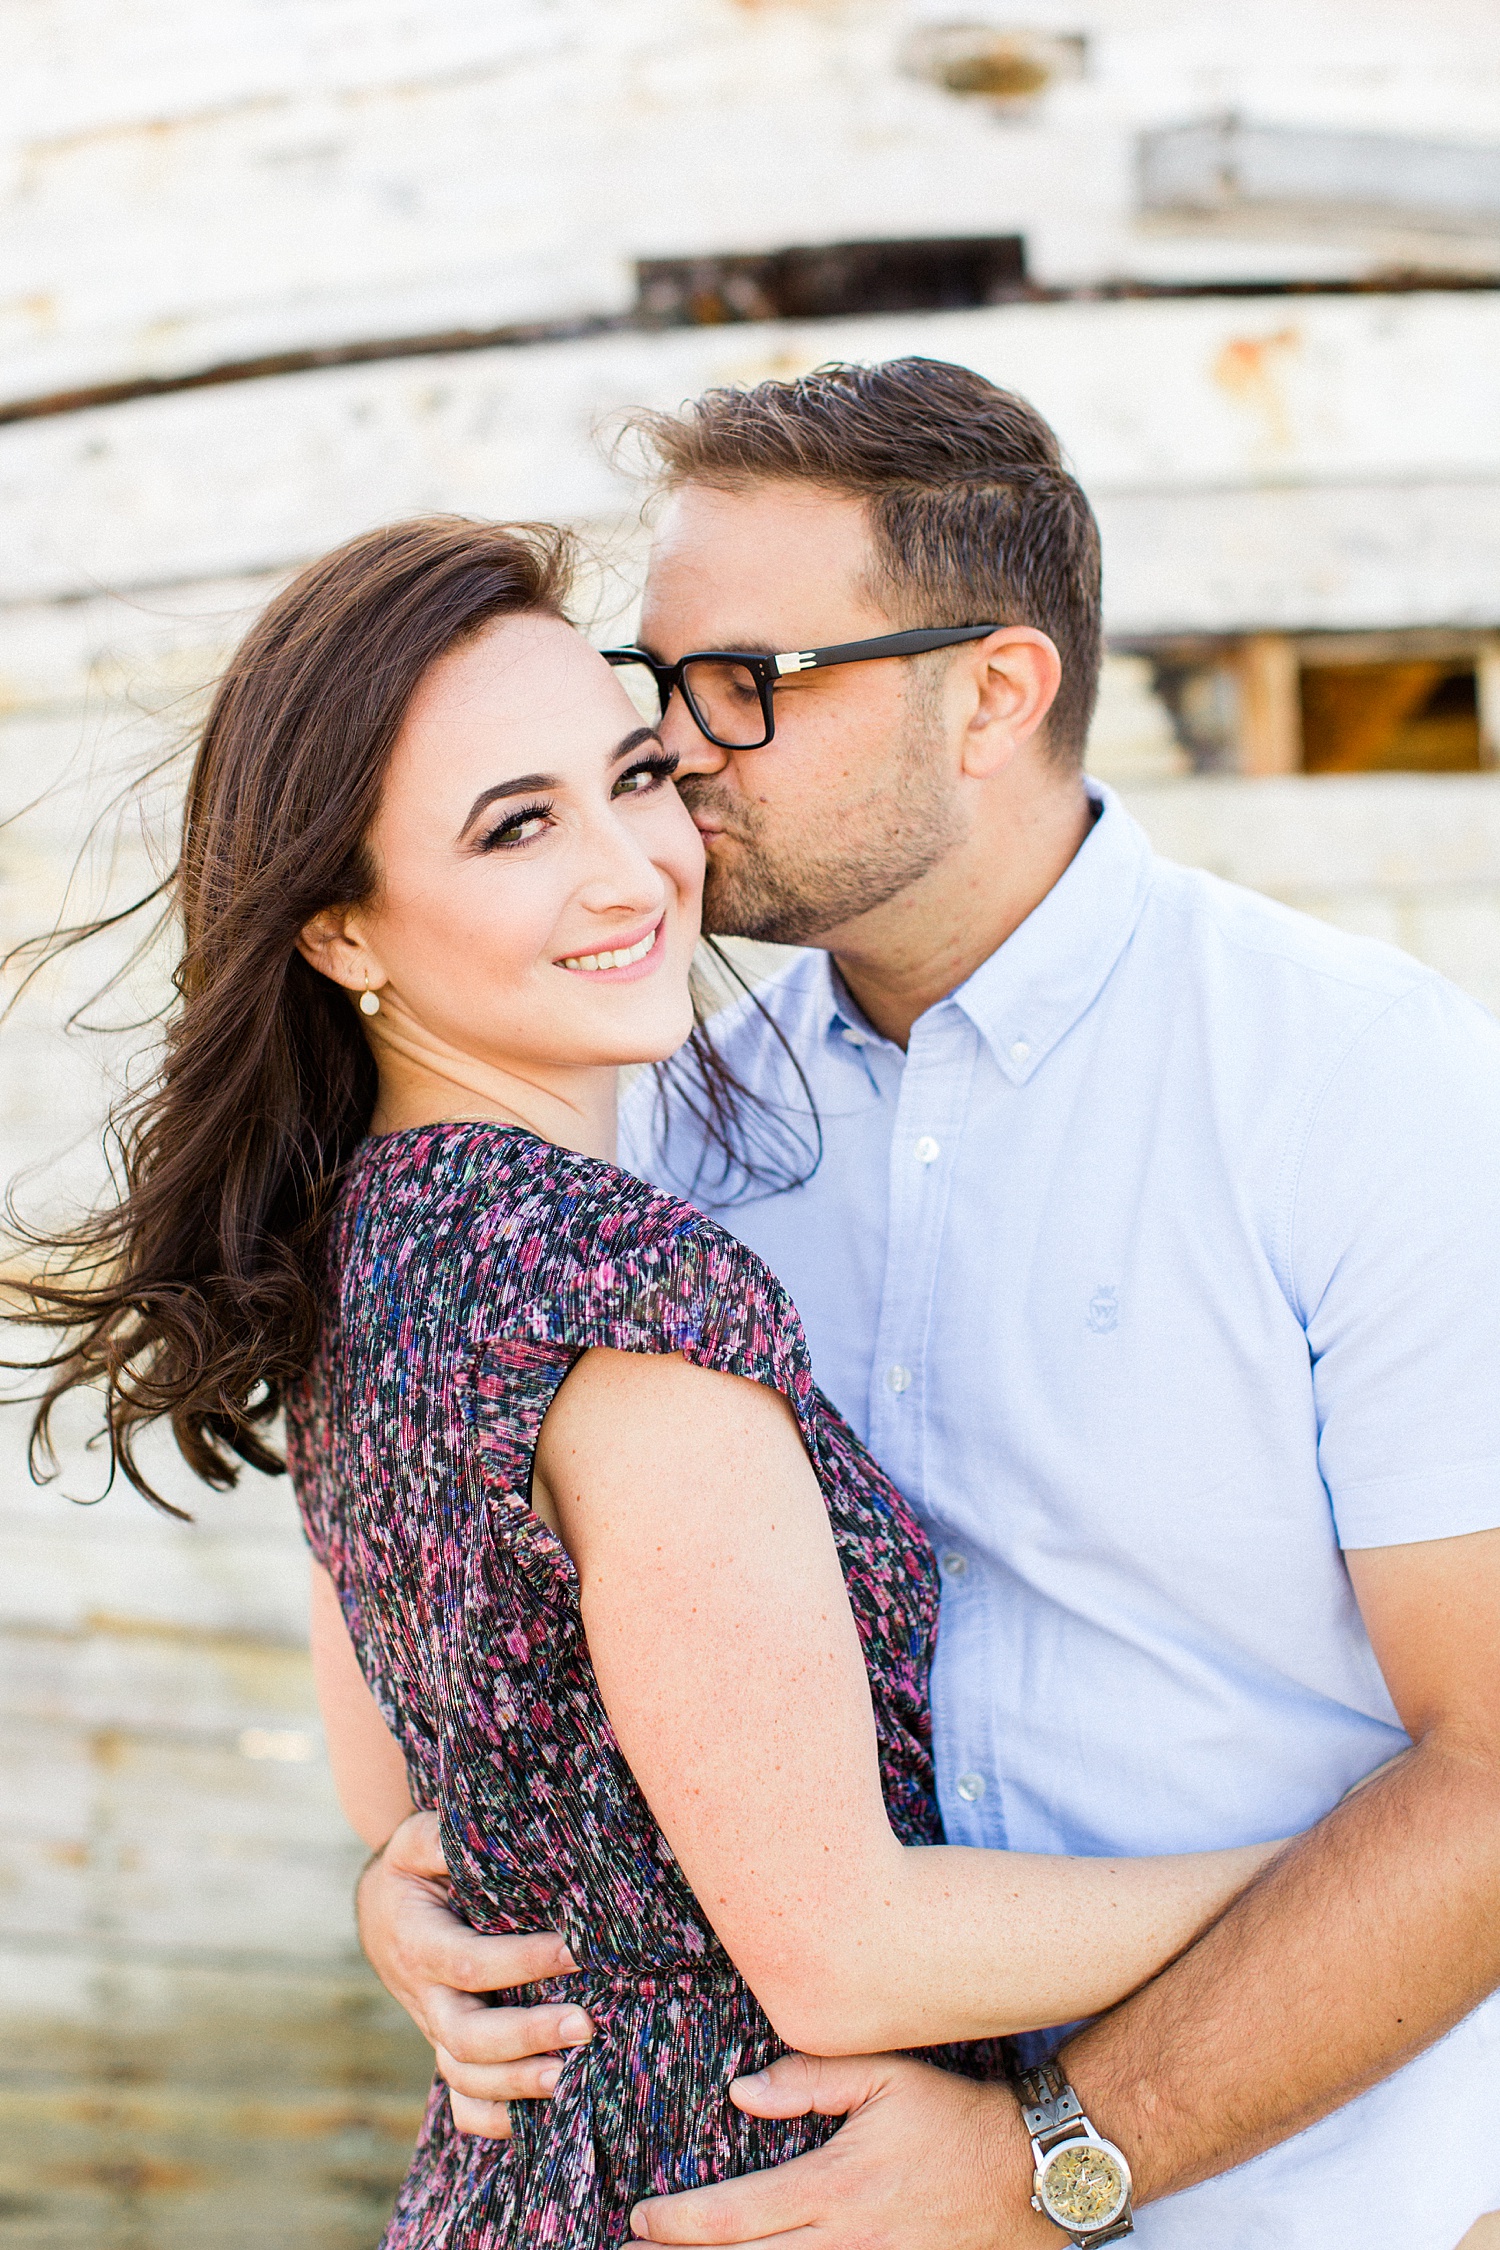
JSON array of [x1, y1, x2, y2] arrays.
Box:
[[818, 784, 1155, 1083], [823, 961, 886, 1051]]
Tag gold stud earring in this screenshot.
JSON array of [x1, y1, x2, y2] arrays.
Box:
[[359, 985, 381, 1017]]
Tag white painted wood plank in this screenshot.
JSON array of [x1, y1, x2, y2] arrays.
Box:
[[0, 578, 278, 721], [0, 1511, 313, 1638], [1122, 774, 1500, 891], [4, 295, 1500, 617], [0, 0, 1066, 398], [0, 1951, 430, 2245], [1097, 478, 1500, 635], [0, 1401, 313, 1643], [6, 0, 1500, 396], [0, 1624, 323, 1739], [0, 1719, 364, 1960]]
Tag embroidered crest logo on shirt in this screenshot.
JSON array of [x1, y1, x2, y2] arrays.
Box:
[[1087, 1285, 1119, 1334]]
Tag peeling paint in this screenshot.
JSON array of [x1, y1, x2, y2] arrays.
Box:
[[1211, 325, 1303, 451]]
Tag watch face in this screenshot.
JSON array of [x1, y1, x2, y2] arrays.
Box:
[[1039, 2139, 1129, 2230]]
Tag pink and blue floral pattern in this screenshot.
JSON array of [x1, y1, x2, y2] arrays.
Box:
[[287, 1122, 999, 2247]]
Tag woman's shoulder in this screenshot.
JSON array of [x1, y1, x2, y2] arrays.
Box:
[[338, 1117, 716, 1272], [337, 1120, 810, 1389]]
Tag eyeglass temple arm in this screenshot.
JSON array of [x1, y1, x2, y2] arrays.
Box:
[[774, 625, 1001, 675]]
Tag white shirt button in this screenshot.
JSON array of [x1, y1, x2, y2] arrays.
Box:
[[886, 1364, 912, 1394], [841, 1026, 868, 1046], [914, 1135, 940, 1165], [942, 1550, 968, 1577], [955, 1771, 986, 1802], [1010, 1040, 1031, 1064]]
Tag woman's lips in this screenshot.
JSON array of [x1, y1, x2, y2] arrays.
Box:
[[556, 918, 665, 983]]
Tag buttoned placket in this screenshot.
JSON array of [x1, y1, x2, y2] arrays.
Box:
[[860, 1003, 1020, 1850], [864, 1002, 976, 1530]]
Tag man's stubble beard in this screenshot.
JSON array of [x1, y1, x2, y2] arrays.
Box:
[[680, 680, 965, 946]]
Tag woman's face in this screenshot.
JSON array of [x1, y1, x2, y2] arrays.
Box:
[[353, 611, 703, 1077]]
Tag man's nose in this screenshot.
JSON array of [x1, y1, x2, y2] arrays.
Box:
[[660, 696, 728, 777]]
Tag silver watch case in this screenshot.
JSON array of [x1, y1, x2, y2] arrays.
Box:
[[1030, 2129, 1134, 2241]]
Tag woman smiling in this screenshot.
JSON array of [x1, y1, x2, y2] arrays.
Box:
[[14, 518, 1281, 2248]]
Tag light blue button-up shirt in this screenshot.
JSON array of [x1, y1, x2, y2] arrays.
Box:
[[621, 786, 1500, 2249]]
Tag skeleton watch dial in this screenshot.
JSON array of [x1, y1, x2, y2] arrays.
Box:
[[1038, 2139, 1130, 2229]]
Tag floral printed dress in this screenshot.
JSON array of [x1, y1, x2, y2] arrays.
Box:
[[286, 1122, 1000, 2249]]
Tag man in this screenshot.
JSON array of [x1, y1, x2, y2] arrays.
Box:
[[355, 359, 1500, 2247]]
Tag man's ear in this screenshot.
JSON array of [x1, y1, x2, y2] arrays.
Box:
[[296, 907, 383, 998], [960, 628, 1063, 778]]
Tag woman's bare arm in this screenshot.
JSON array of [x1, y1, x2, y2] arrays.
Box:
[[538, 1350, 1283, 2057], [309, 1561, 416, 1851]]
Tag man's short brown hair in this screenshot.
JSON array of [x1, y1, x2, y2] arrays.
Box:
[[629, 356, 1103, 761]]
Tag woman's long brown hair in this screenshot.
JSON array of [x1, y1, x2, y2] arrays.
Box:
[[7, 515, 820, 1512]]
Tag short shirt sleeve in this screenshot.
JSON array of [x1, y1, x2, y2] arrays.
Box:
[[457, 1163, 824, 1634], [1290, 976, 1500, 1549]]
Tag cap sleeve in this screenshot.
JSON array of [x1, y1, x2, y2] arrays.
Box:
[[461, 1149, 819, 1436], [456, 1152, 823, 1627]]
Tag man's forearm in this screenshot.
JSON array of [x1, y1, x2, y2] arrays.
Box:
[[1058, 1740, 1500, 2203]]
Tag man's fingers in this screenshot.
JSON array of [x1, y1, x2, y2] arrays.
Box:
[[630, 2057, 892, 2238], [631, 2141, 835, 2243], [726, 2051, 820, 2121], [436, 2047, 571, 2102], [636, 2226, 807, 2250], [378, 1808, 450, 1884], [427, 1994, 593, 2066], [447, 2089, 512, 2139], [411, 1920, 582, 1999], [432, 2004, 590, 2099], [728, 2050, 890, 2122], [640, 2235, 808, 2250]]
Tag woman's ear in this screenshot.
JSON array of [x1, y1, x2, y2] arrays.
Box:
[[960, 628, 1063, 778], [296, 908, 382, 998]]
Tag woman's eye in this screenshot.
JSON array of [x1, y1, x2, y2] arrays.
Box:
[[480, 804, 552, 851], [613, 755, 678, 799]]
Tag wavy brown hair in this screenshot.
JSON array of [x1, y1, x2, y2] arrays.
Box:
[[8, 518, 578, 1507], [7, 515, 819, 1511]]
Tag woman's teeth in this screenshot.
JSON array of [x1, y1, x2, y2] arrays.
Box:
[[561, 928, 658, 973]]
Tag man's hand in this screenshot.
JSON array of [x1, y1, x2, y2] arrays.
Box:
[[632, 1527, 1500, 2240], [629, 2052, 1054, 2247], [357, 1810, 592, 2137]]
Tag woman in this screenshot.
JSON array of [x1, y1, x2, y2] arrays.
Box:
[[17, 518, 1282, 2247]]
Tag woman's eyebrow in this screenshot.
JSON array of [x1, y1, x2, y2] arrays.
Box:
[[460, 773, 557, 834], [458, 729, 663, 837], [610, 725, 663, 763]]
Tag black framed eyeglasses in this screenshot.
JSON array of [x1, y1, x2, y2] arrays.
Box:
[[602, 625, 1000, 750]]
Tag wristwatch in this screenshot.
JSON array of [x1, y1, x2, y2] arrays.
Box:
[[1015, 2062, 1134, 2243]]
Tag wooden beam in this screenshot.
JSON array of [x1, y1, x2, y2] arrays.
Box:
[[1237, 634, 1303, 775], [1293, 628, 1492, 666], [1478, 640, 1500, 769]]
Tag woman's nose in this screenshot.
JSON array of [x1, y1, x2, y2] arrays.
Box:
[[578, 812, 671, 912]]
